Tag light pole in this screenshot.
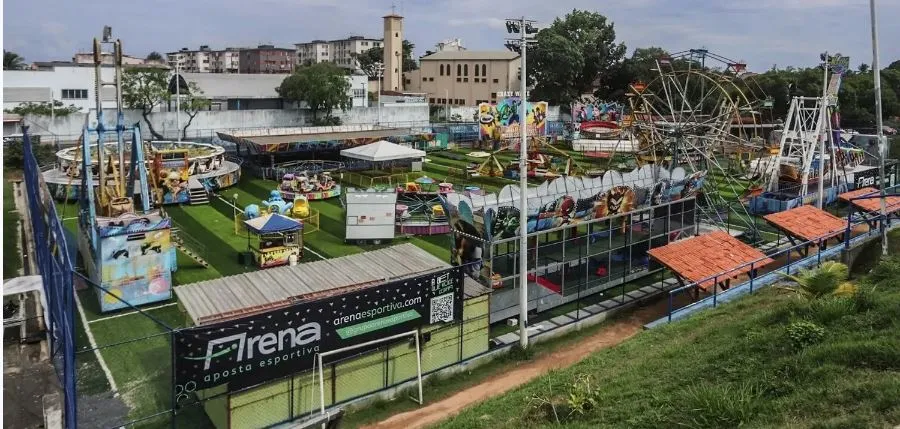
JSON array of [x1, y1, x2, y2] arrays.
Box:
[[373, 62, 385, 125], [869, 0, 889, 255], [169, 59, 182, 141], [505, 16, 538, 349], [817, 52, 829, 209]]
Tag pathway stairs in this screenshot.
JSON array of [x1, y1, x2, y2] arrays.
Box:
[[171, 227, 210, 268], [188, 178, 209, 205]]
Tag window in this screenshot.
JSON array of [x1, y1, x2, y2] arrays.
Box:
[[491, 92, 497, 99], [464, 64, 468, 76], [429, 97, 435, 103], [422, 77, 427, 82], [446, 63, 450, 75], [429, 77, 434, 81], [493, 79, 499, 83], [482, 64, 487, 76], [475, 65, 479, 77], [457, 64, 461, 76], [463, 78, 468, 82], [352, 88, 365, 97], [482, 78, 487, 83], [456, 78, 461, 82], [440, 64, 444, 76], [61, 89, 88, 99]]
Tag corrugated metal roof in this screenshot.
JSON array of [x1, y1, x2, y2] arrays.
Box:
[[420, 51, 520, 61], [175, 243, 449, 325]]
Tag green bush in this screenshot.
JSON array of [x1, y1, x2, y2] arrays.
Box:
[[868, 255, 900, 287], [670, 382, 764, 429], [808, 296, 855, 325], [786, 320, 826, 350]]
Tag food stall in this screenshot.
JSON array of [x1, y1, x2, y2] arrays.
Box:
[[243, 213, 303, 268]]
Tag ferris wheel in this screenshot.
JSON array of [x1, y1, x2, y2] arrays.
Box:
[[624, 49, 773, 236]]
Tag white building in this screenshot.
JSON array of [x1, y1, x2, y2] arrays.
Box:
[[167, 46, 214, 73], [3, 62, 368, 115], [3, 62, 163, 111], [295, 36, 383, 69], [435, 38, 465, 52], [171, 72, 370, 110]]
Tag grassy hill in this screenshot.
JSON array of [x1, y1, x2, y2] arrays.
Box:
[[437, 258, 900, 429]]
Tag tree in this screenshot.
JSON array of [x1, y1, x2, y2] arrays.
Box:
[[529, 10, 626, 105], [353, 40, 418, 75], [277, 62, 352, 125], [4, 100, 81, 116], [146, 51, 164, 62], [858, 63, 870, 73], [4, 50, 25, 70], [601, 46, 670, 101], [178, 82, 211, 140], [780, 261, 855, 299], [121, 67, 170, 139]]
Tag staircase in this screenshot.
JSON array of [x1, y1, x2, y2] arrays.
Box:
[[171, 228, 210, 268], [187, 178, 209, 205]]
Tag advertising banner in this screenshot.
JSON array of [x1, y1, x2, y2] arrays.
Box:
[[173, 267, 464, 397]]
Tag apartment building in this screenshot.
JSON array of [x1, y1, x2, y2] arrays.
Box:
[[404, 51, 521, 106], [295, 36, 382, 69], [239, 45, 294, 74], [167, 46, 215, 73]]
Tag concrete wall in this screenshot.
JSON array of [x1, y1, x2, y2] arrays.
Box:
[[22, 104, 429, 142]]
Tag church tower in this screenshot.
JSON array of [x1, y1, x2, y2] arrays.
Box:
[[383, 11, 403, 92]]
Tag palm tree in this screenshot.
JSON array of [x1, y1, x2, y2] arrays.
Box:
[[4, 50, 25, 70], [780, 261, 855, 299]]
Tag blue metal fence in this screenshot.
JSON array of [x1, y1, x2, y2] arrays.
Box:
[[21, 127, 77, 428]]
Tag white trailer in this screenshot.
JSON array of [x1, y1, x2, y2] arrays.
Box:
[[343, 189, 397, 244]]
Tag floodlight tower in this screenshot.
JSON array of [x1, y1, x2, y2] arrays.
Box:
[[504, 16, 538, 349], [869, 0, 889, 255]]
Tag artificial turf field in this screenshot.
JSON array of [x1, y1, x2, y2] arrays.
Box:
[[54, 147, 786, 428]]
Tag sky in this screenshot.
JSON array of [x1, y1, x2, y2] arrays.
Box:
[[4, 0, 899, 72]]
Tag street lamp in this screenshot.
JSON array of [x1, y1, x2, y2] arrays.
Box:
[[505, 16, 538, 349]]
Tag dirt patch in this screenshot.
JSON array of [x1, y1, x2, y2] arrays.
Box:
[[362, 301, 669, 429]]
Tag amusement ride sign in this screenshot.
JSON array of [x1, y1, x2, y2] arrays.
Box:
[[172, 267, 464, 398]]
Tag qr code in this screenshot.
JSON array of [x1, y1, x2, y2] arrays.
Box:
[[430, 293, 454, 323]]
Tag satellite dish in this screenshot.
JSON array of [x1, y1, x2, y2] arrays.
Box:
[[102, 26, 112, 42]]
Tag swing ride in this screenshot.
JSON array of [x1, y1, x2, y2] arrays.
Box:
[[75, 30, 177, 312]]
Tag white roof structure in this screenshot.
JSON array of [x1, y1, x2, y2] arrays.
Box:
[[178, 72, 285, 99], [340, 140, 426, 162]]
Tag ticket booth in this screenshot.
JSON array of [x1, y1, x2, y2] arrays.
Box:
[[243, 214, 303, 268]]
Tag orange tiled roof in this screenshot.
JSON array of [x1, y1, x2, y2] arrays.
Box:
[[647, 231, 774, 290], [839, 187, 900, 214], [763, 205, 846, 242]]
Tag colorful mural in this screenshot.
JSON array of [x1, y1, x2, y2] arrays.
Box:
[[97, 215, 174, 312], [199, 168, 242, 192], [443, 166, 708, 244], [477, 98, 549, 140], [572, 98, 624, 123]]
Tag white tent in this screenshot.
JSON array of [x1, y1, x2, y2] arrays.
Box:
[[340, 140, 426, 162]]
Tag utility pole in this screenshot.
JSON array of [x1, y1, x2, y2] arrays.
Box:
[[869, 0, 888, 255], [505, 16, 538, 349]]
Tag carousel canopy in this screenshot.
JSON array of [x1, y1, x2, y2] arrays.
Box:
[[340, 140, 426, 162], [243, 213, 302, 235]]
